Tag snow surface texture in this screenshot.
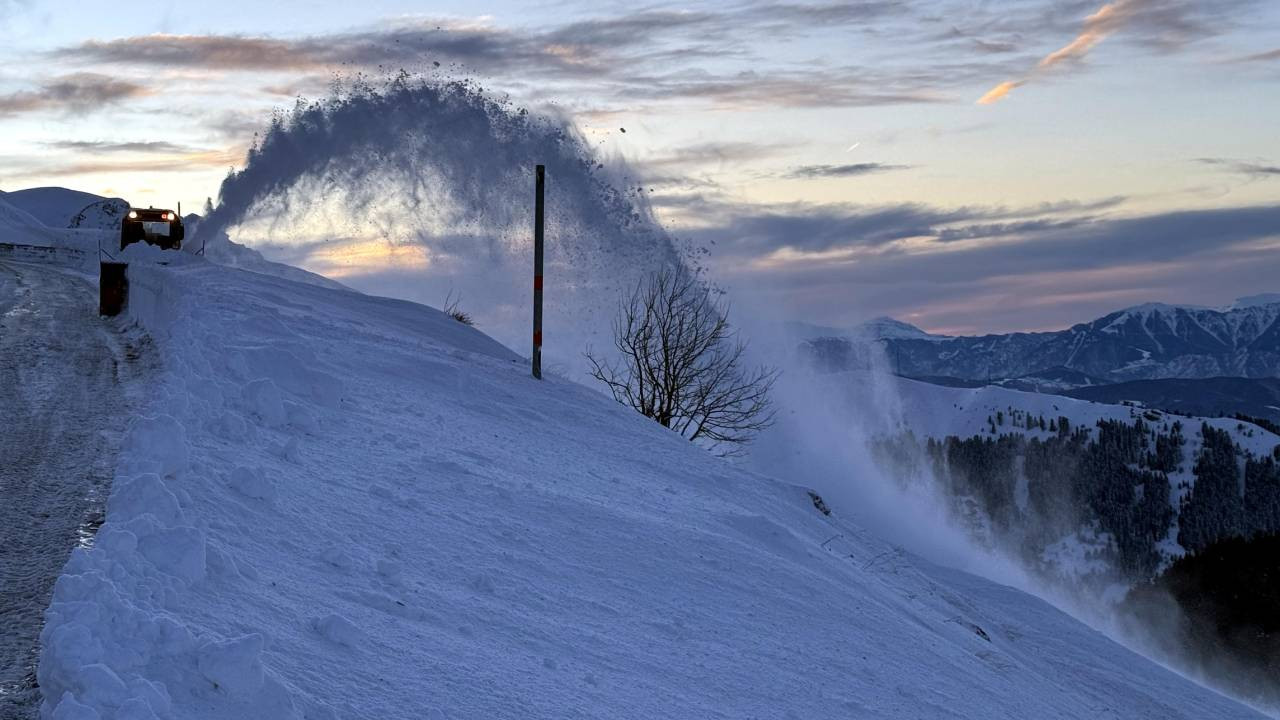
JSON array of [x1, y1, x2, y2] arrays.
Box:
[[0, 187, 128, 233], [1, 188, 107, 228], [0, 196, 72, 249], [0, 261, 149, 717], [37, 256, 1267, 719]]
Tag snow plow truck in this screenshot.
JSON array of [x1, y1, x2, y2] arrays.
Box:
[[120, 206, 183, 251]]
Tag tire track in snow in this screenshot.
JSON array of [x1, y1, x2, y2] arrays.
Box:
[[0, 260, 150, 718]]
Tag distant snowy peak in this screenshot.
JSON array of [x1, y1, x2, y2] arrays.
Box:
[[1088, 301, 1280, 349], [852, 316, 942, 340], [2, 186, 107, 227], [0, 193, 48, 229], [1231, 294, 1280, 310], [0, 193, 74, 249], [1098, 298, 1280, 339], [1102, 302, 1207, 330], [784, 317, 942, 342], [1116, 302, 1209, 313], [802, 296, 1280, 385]]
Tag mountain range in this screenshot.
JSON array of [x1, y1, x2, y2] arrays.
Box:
[[802, 298, 1280, 387]]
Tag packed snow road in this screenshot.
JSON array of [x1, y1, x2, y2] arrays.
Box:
[[0, 260, 148, 717]]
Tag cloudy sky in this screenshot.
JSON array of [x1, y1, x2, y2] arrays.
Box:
[[1, 0, 1278, 334]]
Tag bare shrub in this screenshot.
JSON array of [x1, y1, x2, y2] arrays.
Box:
[[443, 290, 474, 326], [585, 267, 777, 455]]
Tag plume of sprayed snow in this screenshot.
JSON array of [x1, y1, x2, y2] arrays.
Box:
[[737, 303, 1280, 715], [193, 71, 1173, 652], [197, 70, 1029, 591], [196, 71, 1132, 628], [182, 71, 1280, 715], [198, 74, 685, 368], [738, 305, 1032, 588]]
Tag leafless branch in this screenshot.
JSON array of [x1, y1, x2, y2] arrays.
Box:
[[585, 267, 777, 455]]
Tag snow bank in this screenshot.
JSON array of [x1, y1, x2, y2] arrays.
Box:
[[38, 259, 1268, 719], [38, 260, 313, 719], [118, 247, 198, 338], [1, 187, 107, 228], [0, 195, 69, 250], [0, 193, 112, 269]]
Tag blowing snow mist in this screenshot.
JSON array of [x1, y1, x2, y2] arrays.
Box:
[[199, 75, 685, 368], [198, 74, 1026, 581]]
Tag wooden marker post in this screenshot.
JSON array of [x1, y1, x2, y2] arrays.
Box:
[[532, 164, 545, 379]]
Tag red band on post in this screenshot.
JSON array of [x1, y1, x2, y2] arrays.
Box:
[[533, 331, 543, 346], [534, 275, 543, 291]]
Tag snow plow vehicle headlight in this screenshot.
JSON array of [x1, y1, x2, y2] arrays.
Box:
[[163, 212, 171, 220], [128, 210, 137, 219]]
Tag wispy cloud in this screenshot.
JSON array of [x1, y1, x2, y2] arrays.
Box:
[[0, 0, 31, 25], [695, 198, 1276, 277], [0, 147, 242, 181], [976, 80, 1024, 105], [0, 73, 149, 117], [50, 5, 1013, 117], [55, 25, 955, 111], [679, 200, 986, 253], [1038, 1, 1138, 70], [617, 68, 950, 109], [978, 0, 1141, 104], [971, 39, 1019, 54], [198, 109, 270, 141], [690, 196, 1280, 333], [976, 0, 1245, 105], [50, 8, 845, 75], [1196, 157, 1280, 179], [642, 141, 795, 170], [42, 140, 198, 154], [785, 163, 911, 179], [58, 34, 320, 70], [1235, 47, 1280, 62]]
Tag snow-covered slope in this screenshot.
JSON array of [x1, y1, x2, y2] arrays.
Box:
[[1062, 376, 1280, 422], [37, 257, 1267, 719], [1, 187, 108, 228], [0, 195, 65, 247], [878, 375, 1280, 582], [193, 225, 348, 292], [888, 375, 1279, 518], [0, 191, 112, 266], [70, 198, 130, 231], [7, 186, 131, 232], [890, 375, 1280, 458]]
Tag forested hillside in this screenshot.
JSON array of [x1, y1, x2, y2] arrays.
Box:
[[1127, 533, 1280, 706], [876, 412, 1280, 586]]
